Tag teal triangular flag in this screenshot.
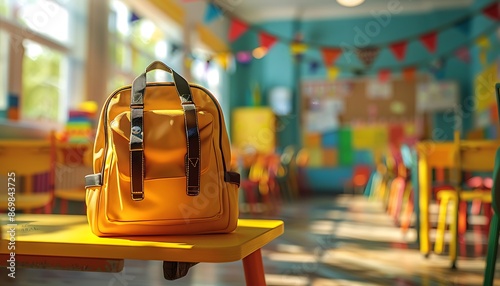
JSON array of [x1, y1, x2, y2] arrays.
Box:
[[204, 3, 222, 24]]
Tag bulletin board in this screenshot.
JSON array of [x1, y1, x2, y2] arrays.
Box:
[[300, 78, 421, 169], [301, 78, 418, 128]]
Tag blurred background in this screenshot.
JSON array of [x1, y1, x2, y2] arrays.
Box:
[[1, 0, 500, 285]]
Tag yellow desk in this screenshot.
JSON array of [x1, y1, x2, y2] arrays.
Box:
[[0, 214, 284, 285]]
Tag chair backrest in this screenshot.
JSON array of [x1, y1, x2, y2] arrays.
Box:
[[0, 136, 54, 195], [416, 141, 456, 169], [52, 134, 93, 191], [353, 164, 372, 187], [459, 141, 498, 172], [451, 130, 500, 193]]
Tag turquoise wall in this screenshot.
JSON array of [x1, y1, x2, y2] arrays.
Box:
[[229, 0, 500, 148]]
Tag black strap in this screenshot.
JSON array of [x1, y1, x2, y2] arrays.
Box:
[[225, 171, 240, 187], [129, 61, 201, 200]]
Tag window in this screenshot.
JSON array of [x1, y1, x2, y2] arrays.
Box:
[[108, 0, 183, 93], [16, 0, 70, 44], [0, 0, 87, 124], [0, 31, 8, 110], [21, 40, 65, 122], [0, 0, 10, 17]]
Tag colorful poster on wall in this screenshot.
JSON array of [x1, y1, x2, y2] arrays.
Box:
[[352, 124, 388, 150], [304, 98, 343, 132], [338, 127, 354, 166], [416, 81, 459, 112], [367, 79, 392, 99], [232, 107, 275, 153]]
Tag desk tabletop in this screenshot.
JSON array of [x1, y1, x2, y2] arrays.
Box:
[[0, 215, 284, 263]]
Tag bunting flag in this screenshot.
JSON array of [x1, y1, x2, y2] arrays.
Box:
[[476, 35, 491, 49], [204, 3, 222, 24], [129, 11, 141, 23], [356, 47, 380, 67], [259, 32, 277, 50], [170, 43, 181, 55], [455, 18, 471, 34], [309, 61, 320, 74], [455, 46, 470, 63], [228, 18, 249, 42], [321, 48, 342, 67], [483, 2, 500, 21], [390, 41, 407, 61], [420, 32, 437, 53], [378, 69, 391, 82], [290, 42, 308, 55], [214, 52, 231, 70], [402, 67, 416, 81], [327, 67, 340, 80], [236, 51, 252, 64]]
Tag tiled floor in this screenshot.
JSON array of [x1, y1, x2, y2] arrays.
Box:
[[1, 194, 499, 285]]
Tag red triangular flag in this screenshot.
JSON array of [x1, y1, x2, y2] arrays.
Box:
[[420, 32, 437, 53], [483, 2, 500, 21], [378, 69, 391, 82], [228, 18, 249, 42], [321, 48, 341, 66], [390, 41, 407, 61], [403, 67, 416, 81], [259, 32, 277, 50]]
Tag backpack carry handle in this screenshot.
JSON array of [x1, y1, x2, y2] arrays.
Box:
[[132, 60, 193, 105], [129, 61, 201, 201]]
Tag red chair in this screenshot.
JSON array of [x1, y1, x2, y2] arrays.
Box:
[[344, 164, 372, 195]]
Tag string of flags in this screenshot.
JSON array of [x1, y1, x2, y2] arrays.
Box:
[[135, 1, 500, 80], [199, 0, 500, 80]]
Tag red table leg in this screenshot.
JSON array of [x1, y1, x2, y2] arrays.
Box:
[[242, 248, 266, 286]]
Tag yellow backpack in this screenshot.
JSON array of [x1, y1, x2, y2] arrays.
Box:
[[85, 61, 240, 236]]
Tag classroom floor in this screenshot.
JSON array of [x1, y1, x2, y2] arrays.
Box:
[[1, 194, 499, 286]]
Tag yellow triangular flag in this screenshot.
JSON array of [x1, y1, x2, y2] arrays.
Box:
[[215, 53, 230, 70], [327, 67, 340, 80], [476, 35, 491, 49], [290, 43, 308, 55]]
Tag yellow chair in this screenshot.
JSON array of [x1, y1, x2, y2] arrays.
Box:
[[433, 132, 498, 268], [416, 140, 457, 258], [0, 137, 54, 213], [52, 135, 93, 214]]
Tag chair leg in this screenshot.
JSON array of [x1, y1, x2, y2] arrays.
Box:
[[435, 193, 449, 254], [242, 249, 266, 286], [60, 199, 68, 214], [484, 213, 500, 286], [449, 196, 459, 269]]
